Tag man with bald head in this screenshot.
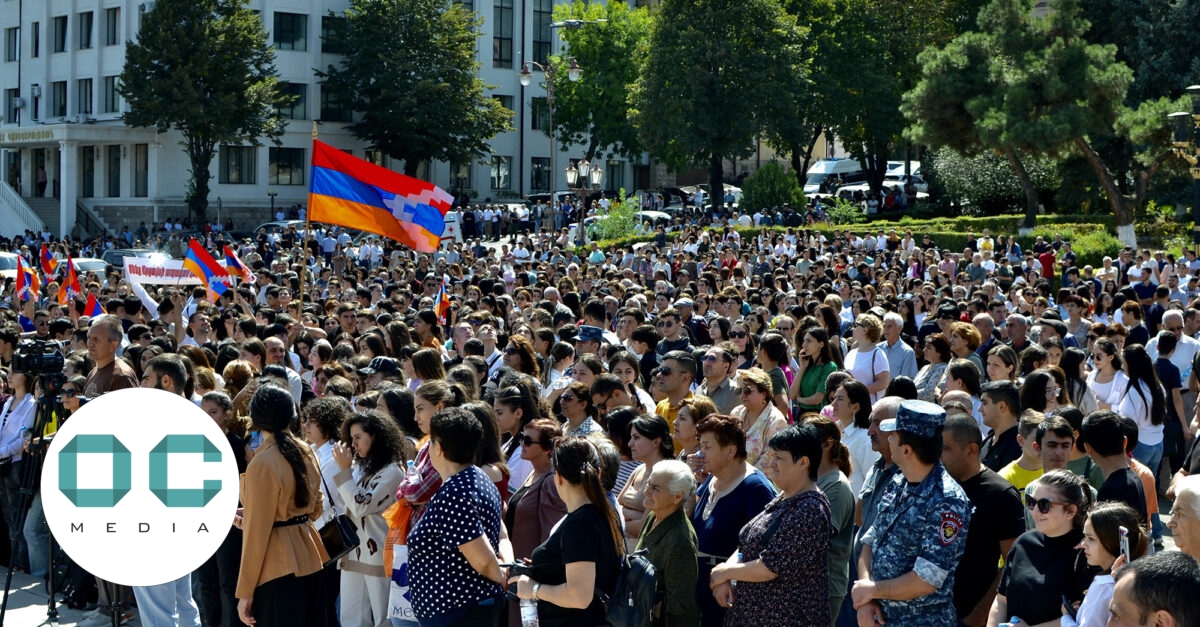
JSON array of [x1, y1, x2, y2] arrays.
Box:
[[265, 336, 303, 402]]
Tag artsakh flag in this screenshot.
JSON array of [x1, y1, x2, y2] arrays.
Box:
[[83, 292, 105, 317], [57, 259, 81, 305], [223, 245, 255, 284], [307, 140, 452, 253], [183, 239, 229, 300], [15, 255, 39, 301], [434, 275, 451, 325], [39, 243, 58, 275]]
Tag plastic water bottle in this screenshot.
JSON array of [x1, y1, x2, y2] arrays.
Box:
[[1000, 617, 1022, 627], [406, 460, 417, 479], [519, 598, 538, 627]]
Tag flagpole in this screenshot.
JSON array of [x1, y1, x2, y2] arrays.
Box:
[[299, 122, 316, 313]]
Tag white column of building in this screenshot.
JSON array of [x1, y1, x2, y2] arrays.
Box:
[[58, 140, 77, 237]]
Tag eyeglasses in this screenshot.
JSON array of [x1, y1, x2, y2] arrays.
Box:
[[1025, 494, 1067, 514], [560, 394, 577, 403], [656, 320, 676, 328], [520, 434, 545, 448], [729, 331, 748, 339], [657, 368, 675, 377], [504, 347, 519, 355], [63, 388, 77, 397], [737, 386, 758, 395], [701, 355, 719, 362]]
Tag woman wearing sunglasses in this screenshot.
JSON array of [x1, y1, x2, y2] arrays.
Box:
[[503, 418, 566, 627], [556, 381, 602, 438], [986, 470, 1095, 627]]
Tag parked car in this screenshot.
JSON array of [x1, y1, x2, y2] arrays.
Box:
[[72, 257, 109, 276], [0, 252, 18, 281], [102, 248, 173, 266]]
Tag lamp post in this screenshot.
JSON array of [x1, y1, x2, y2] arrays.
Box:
[[519, 57, 581, 198], [1169, 85, 1200, 256], [267, 189, 279, 216]]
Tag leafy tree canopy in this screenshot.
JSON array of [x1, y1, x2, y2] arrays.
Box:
[[320, 0, 512, 176], [740, 162, 805, 214], [549, 1, 652, 162], [119, 0, 288, 220]]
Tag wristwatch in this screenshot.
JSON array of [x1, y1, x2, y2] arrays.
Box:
[[532, 582, 542, 602]]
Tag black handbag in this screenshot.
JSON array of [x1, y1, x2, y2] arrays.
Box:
[[319, 473, 360, 567]]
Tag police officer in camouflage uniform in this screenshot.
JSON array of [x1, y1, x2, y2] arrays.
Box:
[[851, 400, 973, 626]]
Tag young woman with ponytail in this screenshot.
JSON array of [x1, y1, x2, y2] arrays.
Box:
[[805, 416, 856, 622], [509, 437, 622, 626], [235, 383, 329, 626]]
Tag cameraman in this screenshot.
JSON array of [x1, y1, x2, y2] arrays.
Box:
[[0, 369, 35, 574]]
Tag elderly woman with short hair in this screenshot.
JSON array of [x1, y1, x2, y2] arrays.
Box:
[[732, 369, 789, 471], [635, 460, 700, 626]]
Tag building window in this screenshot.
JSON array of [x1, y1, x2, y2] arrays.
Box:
[[78, 12, 94, 49], [533, 0, 552, 66], [107, 145, 121, 197], [492, 0, 512, 68], [320, 16, 345, 54], [30, 84, 39, 121], [531, 157, 549, 193], [269, 147, 305, 185], [77, 78, 93, 115], [319, 86, 352, 123], [606, 160, 624, 192], [82, 146, 95, 197], [134, 144, 148, 197], [452, 161, 471, 191], [273, 13, 307, 51], [104, 8, 120, 46], [365, 149, 384, 166], [51, 81, 67, 118], [4, 89, 18, 123], [219, 145, 257, 184], [31, 22, 38, 58], [4, 28, 17, 63], [490, 155, 511, 190], [457, 0, 473, 11], [102, 76, 119, 113], [279, 83, 306, 120], [531, 97, 548, 131], [52, 16, 67, 53]]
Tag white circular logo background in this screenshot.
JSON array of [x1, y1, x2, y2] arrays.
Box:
[[41, 388, 240, 586]]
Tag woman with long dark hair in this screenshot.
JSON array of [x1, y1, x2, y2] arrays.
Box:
[[504, 418, 567, 627], [1119, 344, 1167, 502], [413, 310, 445, 351], [235, 384, 328, 626], [333, 411, 406, 627], [509, 437, 623, 626], [1059, 347, 1098, 415], [495, 381, 544, 493], [790, 327, 840, 415]]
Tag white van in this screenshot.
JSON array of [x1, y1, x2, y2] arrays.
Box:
[[804, 159, 866, 195]]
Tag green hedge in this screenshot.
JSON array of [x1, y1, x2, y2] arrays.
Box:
[[582, 216, 1123, 270]]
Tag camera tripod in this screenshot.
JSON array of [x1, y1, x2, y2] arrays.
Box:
[[0, 372, 65, 626]]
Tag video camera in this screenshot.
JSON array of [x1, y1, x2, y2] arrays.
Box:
[[12, 340, 67, 395]]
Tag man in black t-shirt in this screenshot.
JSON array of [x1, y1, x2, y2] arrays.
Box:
[[1080, 411, 1148, 524], [980, 381, 1023, 472], [942, 414, 1027, 627]]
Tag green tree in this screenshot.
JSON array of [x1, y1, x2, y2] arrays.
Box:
[[928, 147, 1061, 214], [903, 0, 1133, 229], [320, 0, 512, 176], [548, 1, 652, 162], [119, 0, 288, 221], [629, 0, 804, 212], [740, 162, 805, 215], [592, 189, 639, 242]]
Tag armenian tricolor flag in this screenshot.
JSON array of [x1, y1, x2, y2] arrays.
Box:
[[57, 259, 81, 305], [223, 245, 255, 284], [39, 243, 58, 275], [83, 292, 105, 317], [15, 255, 39, 301], [307, 140, 452, 253], [183, 239, 229, 299]]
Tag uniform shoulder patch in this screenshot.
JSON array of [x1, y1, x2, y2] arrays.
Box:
[[940, 511, 965, 546]]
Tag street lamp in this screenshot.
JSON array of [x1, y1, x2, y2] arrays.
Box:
[[1168, 84, 1200, 255], [519, 57, 581, 196], [267, 189, 279, 215]]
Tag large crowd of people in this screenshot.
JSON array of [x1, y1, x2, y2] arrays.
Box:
[[2, 216, 1200, 627]]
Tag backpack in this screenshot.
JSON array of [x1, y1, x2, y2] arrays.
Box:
[[598, 549, 659, 627]]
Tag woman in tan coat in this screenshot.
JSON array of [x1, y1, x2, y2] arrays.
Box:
[[236, 384, 329, 626]]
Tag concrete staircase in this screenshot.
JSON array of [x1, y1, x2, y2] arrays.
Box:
[[25, 197, 60, 235]]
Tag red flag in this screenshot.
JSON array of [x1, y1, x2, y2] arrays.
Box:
[[15, 256, 39, 301], [83, 292, 105, 317]]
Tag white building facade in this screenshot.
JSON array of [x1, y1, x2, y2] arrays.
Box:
[[0, 0, 635, 238]]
